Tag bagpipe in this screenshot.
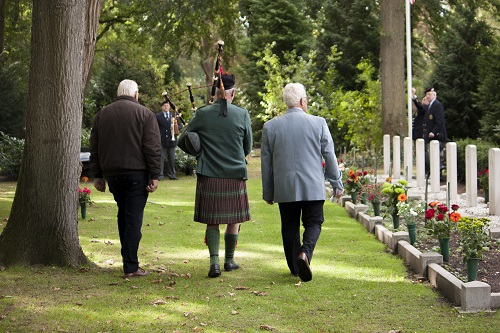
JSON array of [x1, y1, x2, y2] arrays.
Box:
[[161, 40, 227, 124]]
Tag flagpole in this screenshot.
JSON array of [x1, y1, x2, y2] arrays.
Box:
[[406, 0, 413, 139]]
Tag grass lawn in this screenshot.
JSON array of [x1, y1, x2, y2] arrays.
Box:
[[0, 156, 498, 332]]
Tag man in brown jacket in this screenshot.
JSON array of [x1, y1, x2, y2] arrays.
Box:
[[89, 79, 161, 278]]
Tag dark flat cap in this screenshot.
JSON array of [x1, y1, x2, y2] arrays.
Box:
[[424, 87, 435, 94], [217, 74, 235, 90]]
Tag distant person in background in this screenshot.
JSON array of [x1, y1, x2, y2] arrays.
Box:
[[411, 87, 429, 140], [422, 87, 448, 175], [177, 73, 253, 278], [89, 79, 162, 279], [261, 83, 344, 282], [156, 101, 178, 180]]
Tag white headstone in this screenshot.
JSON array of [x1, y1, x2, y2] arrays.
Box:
[[403, 137, 413, 181], [430, 140, 440, 193], [416, 139, 425, 187], [393, 136, 401, 179], [489, 148, 500, 215], [384, 134, 390, 176], [446, 142, 458, 201], [466, 145, 477, 208]]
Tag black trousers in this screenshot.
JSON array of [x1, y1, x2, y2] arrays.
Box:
[[107, 173, 149, 273], [278, 200, 324, 275]]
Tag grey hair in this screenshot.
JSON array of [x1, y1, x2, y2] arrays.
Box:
[[283, 83, 306, 108], [117, 79, 139, 97]]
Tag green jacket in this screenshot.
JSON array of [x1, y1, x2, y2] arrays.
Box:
[[178, 99, 252, 179]]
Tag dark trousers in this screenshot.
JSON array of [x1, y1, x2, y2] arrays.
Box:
[[160, 146, 176, 179], [107, 173, 149, 273], [278, 200, 324, 275]]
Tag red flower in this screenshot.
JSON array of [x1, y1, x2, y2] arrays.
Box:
[[425, 209, 435, 219], [437, 213, 445, 221], [437, 204, 448, 214], [451, 204, 459, 211]]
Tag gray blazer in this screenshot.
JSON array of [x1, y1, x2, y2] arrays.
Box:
[[261, 108, 343, 203]]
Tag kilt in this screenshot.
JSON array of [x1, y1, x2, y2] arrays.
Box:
[[194, 175, 251, 224]]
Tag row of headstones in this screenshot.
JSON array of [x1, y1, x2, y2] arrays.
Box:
[[383, 135, 500, 215]]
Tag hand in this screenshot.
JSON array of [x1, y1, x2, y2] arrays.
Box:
[[429, 132, 435, 138], [94, 178, 106, 192], [146, 179, 159, 193], [265, 200, 274, 205], [334, 188, 344, 199]]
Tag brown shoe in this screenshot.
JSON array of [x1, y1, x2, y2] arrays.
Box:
[[124, 267, 149, 279], [296, 252, 312, 282]]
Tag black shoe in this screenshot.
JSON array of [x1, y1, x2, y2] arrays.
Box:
[[169, 177, 178, 180], [296, 252, 312, 282], [208, 264, 221, 278], [224, 262, 240, 272]]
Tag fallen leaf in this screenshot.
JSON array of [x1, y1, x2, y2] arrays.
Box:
[[231, 310, 238, 315], [165, 295, 179, 300], [151, 279, 163, 284], [260, 325, 275, 331], [183, 311, 191, 317], [251, 291, 268, 296], [234, 286, 250, 290], [152, 300, 167, 305], [294, 280, 302, 286], [183, 259, 189, 264]]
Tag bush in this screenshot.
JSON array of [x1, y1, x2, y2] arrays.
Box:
[[0, 131, 25, 178], [455, 139, 497, 181], [175, 148, 197, 176]]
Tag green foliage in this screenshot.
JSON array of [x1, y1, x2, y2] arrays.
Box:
[[315, 0, 380, 91], [0, 64, 27, 138], [328, 60, 382, 152], [0, 131, 24, 178], [477, 40, 500, 144], [238, 0, 312, 145], [381, 179, 408, 214], [457, 217, 491, 261], [174, 148, 197, 176], [429, 3, 494, 140], [81, 128, 91, 148]]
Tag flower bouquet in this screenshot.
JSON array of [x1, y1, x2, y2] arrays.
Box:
[[364, 182, 385, 216], [456, 216, 491, 281], [424, 202, 461, 261], [381, 178, 409, 228], [345, 169, 363, 203], [78, 187, 93, 206], [396, 198, 425, 244]]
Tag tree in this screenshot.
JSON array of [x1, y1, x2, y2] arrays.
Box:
[[428, 1, 494, 140], [315, 0, 380, 91], [380, 0, 406, 137], [0, 0, 102, 266], [238, 0, 311, 145]]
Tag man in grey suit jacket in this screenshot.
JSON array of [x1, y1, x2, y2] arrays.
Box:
[[261, 83, 344, 282]]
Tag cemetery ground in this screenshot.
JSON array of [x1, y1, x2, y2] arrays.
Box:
[[0, 157, 499, 332]]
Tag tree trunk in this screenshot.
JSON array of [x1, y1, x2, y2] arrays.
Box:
[[0, 0, 101, 267], [380, 0, 406, 137]]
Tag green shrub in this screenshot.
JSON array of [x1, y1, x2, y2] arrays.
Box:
[[0, 131, 25, 178], [175, 147, 197, 176], [455, 139, 497, 181]]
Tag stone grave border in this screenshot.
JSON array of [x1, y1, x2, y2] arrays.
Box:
[[340, 197, 500, 313]]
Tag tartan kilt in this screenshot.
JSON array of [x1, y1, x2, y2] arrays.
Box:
[[194, 175, 251, 224]]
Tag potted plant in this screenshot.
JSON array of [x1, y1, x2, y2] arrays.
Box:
[[78, 185, 93, 219], [345, 169, 363, 204], [381, 178, 409, 229], [365, 182, 385, 216], [424, 201, 461, 261], [396, 198, 425, 245], [456, 217, 491, 281], [477, 169, 489, 203]]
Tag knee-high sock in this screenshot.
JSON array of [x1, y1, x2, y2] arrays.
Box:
[[224, 233, 239, 264], [206, 228, 220, 265]]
